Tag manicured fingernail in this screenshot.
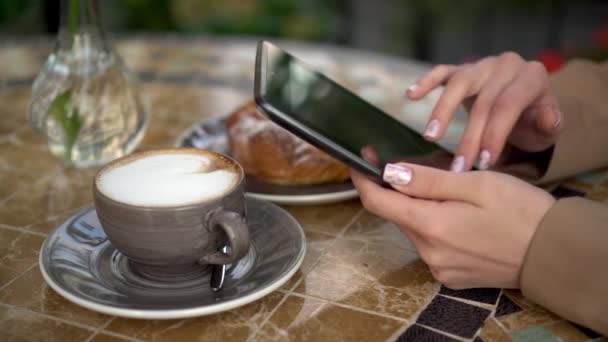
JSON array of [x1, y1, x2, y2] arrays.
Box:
[[477, 150, 491, 170], [407, 83, 419, 93], [383, 163, 412, 185], [553, 108, 561, 129], [450, 155, 465, 173], [424, 119, 440, 139]]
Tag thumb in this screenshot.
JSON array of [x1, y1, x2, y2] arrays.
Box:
[[382, 163, 483, 204]]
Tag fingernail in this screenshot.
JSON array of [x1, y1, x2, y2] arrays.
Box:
[[477, 150, 491, 170], [450, 155, 465, 173], [383, 163, 412, 185], [553, 108, 561, 129], [424, 119, 440, 139], [407, 83, 419, 93]]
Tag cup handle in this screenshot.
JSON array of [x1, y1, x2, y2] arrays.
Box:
[[200, 209, 249, 265]]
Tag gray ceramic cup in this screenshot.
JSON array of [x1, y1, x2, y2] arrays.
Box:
[[93, 148, 249, 277]]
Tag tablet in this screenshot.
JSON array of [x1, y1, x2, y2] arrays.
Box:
[[254, 40, 450, 183]]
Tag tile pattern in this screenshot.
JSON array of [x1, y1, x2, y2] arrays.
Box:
[[254, 295, 404, 341], [547, 321, 593, 341], [294, 238, 438, 320], [396, 324, 459, 342], [510, 326, 559, 342], [478, 318, 512, 342], [88, 333, 136, 342], [0, 267, 113, 327], [0, 226, 45, 286], [416, 295, 492, 339], [439, 286, 501, 305], [495, 293, 523, 317], [283, 200, 363, 236], [105, 291, 284, 341], [0, 38, 606, 341], [497, 306, 561, 332], [0, 304, 94, 341]]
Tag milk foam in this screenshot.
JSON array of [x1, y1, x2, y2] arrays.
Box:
[[97, 153, 238, 207]]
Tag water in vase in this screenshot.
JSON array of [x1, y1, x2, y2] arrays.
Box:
[[29, 0, 148, 168], [29, 42, 148, 168]]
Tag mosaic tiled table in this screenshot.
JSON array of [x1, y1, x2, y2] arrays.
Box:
[[1, 36, 607, 342]]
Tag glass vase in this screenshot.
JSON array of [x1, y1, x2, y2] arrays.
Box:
[[28, 0, 148, 168]]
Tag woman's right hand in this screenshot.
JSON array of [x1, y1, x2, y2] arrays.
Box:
[[407, 52, 562, 172]]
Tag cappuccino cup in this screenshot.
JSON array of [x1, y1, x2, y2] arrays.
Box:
[[93, 148, 249, 276]]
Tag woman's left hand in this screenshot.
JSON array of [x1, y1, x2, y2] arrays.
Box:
[[351, 164, 555, 289]]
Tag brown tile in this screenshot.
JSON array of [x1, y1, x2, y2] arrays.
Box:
[[297, 231, 336, 275], [0, 305, 93, 341], [479, 318, 512, 342], [343, 210, 416, 252], [0, 227, 45, 286], [281, 231, 336, 291], [284, 200, 362, 236], [25, 206, 84, 235], [545, 321, 590, 342], [502, 290, 537, 310], [0, 267, 113, 327], [0, 167, 93, 229], [281, 269, 304, 293], [0, 193, 35, 228], [90, 333, 134, 342], [0, 143, 59, 201], [140, 84, 249, 147], [496, 306, 561, 331], [106, 291, 284, 342], [0, 130, 61, 177], [0, 169, 24, 201], [0, 88, 30, 135], [295, 238, 437, 320], [10, 125, 47, 146], [254, 295, 403, 341]]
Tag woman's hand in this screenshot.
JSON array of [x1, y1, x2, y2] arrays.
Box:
[[351, 163, 555, 289], [408, 52, 561, 172]]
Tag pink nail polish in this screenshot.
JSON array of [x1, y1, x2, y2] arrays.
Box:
[[450, 155, 465, 173], [478, 150, 491, 170], [424, 119, 440, 139], [383, 163, 412, 185], [407, 84, 419, 93]]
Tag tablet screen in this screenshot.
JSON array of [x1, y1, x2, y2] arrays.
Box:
[[259, 42, 451, 172]]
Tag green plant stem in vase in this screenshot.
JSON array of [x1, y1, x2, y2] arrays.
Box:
[[47, 91, 82, 161], [29, 0, 148, 168]]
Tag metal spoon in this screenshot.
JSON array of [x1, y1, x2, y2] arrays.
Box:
[[210, 245, 228, 292]]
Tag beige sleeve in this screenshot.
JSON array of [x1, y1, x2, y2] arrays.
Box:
[[520, 197, 608, 335], [517, 60, 608, 334], [539, 59, 608, 182]]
